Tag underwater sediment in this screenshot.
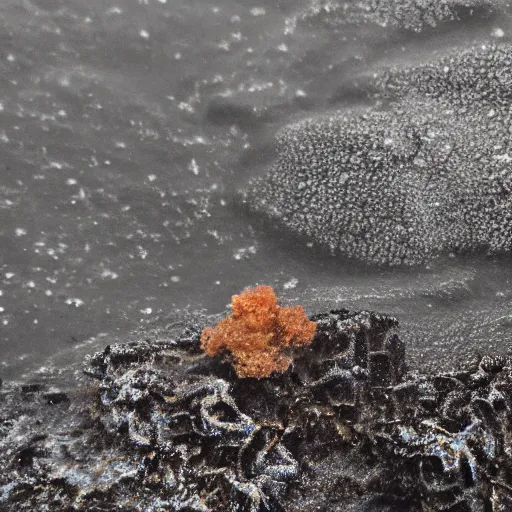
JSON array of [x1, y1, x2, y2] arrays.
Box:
[[242, 41, 512, 266], [1, 308, 511, 511]]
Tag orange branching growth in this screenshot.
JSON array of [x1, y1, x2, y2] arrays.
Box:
[[200, 285, 317, 379]]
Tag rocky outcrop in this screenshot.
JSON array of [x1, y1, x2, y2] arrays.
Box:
[[1, 310, 511, 511]]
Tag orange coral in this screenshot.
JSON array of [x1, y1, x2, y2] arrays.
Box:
[[200, 285, 317, 379]]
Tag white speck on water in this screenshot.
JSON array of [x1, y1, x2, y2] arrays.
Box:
[[6, 54, 15, 62], [137, 246, 148, 259], [107, 6, 123, 14], [33, 319, 38, 324], [231, 15, 241, 23], [295, 89, 306, 97], [15, 228, 27, 236], [66, 178, 77, 185], [0, 307, 4, 313], [492, 27, 505, 38], [104, 160, 111, 165], [215, 280, 221, 285], [443, 66, 450, 73], [277, 43, 288, 52], [147, 174, 157, 182], [217, 40, 230, 51], [139, 29, 150, 39], [26, 281, 35, 288], [0, 103, 4, 111], [115, 141, 126, 149], [0, 132, 10, 143], [141, 307, 152, 315], [5, 273, 14, 279], [174, 52, 182, 60], [45, 290, 53, 296], [178, 102, 195, 113], [283, 278, 298, 289], [250, 7, 266, 16], [212, 6, 220, 13], [233, 246, 257, 260], [57, 110, 67, 117], [3, 319, 8, 325], [65, 298, 84, 307], [170, 275, 180, 283], [101, 269, 119, 280], [0, 290, 2, 296], [158, 0, 167, 3], [188, 158, 199, 175], [49, 161, 63, 170]]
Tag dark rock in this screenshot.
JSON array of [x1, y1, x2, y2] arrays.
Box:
[[1, 311, 512, 511]]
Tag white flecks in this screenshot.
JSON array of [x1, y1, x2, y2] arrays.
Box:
[[283, 278, 298, 289], [5, 273, 14, 279], [147, 174, 157, 182], [0, 132, 10, 143], [215, 280, 221, 285], [107, 6, 123, 14], [492, 27, 505, 38], [6, 54, 15, 62], [66, 178, 77, 185], [104, 160, 111, 165], [170, 275, 180, 283], [141, 307, 152, 315], [188, 158, 199, 175], [45, 290, 53, 296], [250, 7, 266, 16], [493, 153, 512, 162], [295, 89, 306, 97], [25, 281, 36, 288], [49, 161, 63, 170], [57, 109, 67, 117], [277, 43, 288, 52], [137, 246, 148, 259], [66, 298, 85, 308], [15, 228, 27, 237], [0, 102, 4, 111], [174, 52, 182, 60], [115, 141, 126, 149], [0, 290, 2, 296], [443, 66, 450, 73], [101, 269, 119, 280], [33, 319, 38, 324], [0, 307, 4, 313], [233, 246, 257, 260], [2, 319, 8, 325], [158, 0, 167, 3], [139, 29, 150, 39], [178, 101, 195, 113], [230, 15, 241, 23], [217, 40, 230, 51]]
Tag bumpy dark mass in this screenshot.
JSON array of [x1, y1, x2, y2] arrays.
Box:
[[243, 42, 512, 266], [1, 311, 512, 511]]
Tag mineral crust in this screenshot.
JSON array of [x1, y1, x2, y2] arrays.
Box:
[[1, 310, 512, 511]]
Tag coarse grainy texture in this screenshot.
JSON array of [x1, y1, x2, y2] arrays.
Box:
[[1, 310, 512, 511], [243, 43, 512, 266], [200, 286, 317, 378]]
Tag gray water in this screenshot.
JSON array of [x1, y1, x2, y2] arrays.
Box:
[[1, 0, 512, 381]]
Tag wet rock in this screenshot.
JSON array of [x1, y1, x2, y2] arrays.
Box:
[[242, 43, 512, 266], [0, 310, 511, 510]]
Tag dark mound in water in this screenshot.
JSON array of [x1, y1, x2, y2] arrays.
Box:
[[1, 311, 512, 511], [243, 42, 512, 266]]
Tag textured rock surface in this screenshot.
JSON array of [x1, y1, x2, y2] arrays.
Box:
[[1, 310, 512, 511], [243, 42, 512, 266]]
